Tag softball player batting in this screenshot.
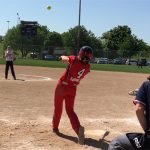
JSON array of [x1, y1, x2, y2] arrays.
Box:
[[52, 46, 93, 145]]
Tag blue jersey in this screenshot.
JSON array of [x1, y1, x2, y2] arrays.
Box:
[[135, 81, 150, 128]]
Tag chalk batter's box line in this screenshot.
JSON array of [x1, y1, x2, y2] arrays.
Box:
[[18, 74, 53, 81]]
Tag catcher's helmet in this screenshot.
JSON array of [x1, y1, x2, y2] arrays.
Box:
[[78, 46, 93, 64]]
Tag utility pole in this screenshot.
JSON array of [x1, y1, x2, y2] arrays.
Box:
[[17, 12, 20, 25], [77, 0, 81, 55], [6, 21, 10, 30]]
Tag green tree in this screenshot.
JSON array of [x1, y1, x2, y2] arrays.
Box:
[[101, 25, 149, 59], [101, 25, 132, 58], [118, 35, 137, 58], [62, 25, 102, 56], [43, 31, 63, 54], [136, 39, 150, 58], [3, 25, 49, 58]]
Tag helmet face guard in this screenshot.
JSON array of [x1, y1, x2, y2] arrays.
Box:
[[78, 46, 93, 64], [80, 56, 91, 64]]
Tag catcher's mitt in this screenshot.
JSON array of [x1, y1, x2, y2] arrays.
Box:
[[128, 89, 139, 96], [129, 76, 150, 96]]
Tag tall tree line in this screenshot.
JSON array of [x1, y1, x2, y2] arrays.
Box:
[[1, 24, 150, 59]]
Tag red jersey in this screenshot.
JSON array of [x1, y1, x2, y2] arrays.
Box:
[[59, 55, 90, 86]]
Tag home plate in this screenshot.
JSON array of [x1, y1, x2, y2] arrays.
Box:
[[85, 129, 110, 140]]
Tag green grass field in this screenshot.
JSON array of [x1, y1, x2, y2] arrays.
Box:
[[0, 58, 150, 74]]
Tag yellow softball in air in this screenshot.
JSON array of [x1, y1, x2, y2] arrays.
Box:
[[47, 5, 52, 10]]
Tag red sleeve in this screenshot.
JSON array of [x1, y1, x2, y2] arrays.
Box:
[[68, 55, 75, 64]]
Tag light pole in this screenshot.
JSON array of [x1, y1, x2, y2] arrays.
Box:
[[17, 12, 20, 25], [77, 0, 81, 55], [6, 21, 10, 30]]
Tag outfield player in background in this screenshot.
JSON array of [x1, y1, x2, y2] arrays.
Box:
[[108, 80, 150, 150], [52, 46, 93, 145], [4, 46, 16, 80]]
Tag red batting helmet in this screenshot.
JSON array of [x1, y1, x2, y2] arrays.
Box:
[[78, 46, 93, 64]]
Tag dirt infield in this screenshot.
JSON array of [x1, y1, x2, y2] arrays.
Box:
[[0, 65, 148, 150]]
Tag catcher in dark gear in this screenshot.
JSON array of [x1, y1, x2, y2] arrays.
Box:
[[109, 80, 150, 150]]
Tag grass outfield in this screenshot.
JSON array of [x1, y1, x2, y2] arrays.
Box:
[[0, 58, 150, 74]]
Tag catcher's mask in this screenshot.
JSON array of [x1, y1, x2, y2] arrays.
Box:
[[78, 46, 93, 64]]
